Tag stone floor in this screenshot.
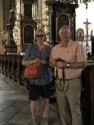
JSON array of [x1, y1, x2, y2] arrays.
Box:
[[0, 74, 62, 125]]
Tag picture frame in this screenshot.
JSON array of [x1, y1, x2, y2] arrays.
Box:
[[23, 24, 34, 44], [56, 13, 70, 42], [76, 28, 84, 41]]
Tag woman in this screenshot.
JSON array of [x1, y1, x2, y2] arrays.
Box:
[[22, 29, 53, 125]]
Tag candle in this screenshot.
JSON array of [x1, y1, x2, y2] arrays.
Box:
[[32, 4, 34, 18], [38, 0, 42, 17], [33, 3, 35, 18]]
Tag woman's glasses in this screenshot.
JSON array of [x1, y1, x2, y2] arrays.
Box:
[[36, 34, 44, 37]]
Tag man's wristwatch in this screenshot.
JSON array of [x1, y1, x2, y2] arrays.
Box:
[[67, 63, 70, 68]]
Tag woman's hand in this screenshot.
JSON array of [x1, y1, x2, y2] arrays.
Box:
[[22, 58, 41, 66], [33, 58, 40, 63], [49, 60, 57, 68], [41, 59, 48, 64]]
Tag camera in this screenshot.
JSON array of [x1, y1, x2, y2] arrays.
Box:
[[55, 58, 65, 62]]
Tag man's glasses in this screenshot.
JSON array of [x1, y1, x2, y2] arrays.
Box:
[[36, 34, 44, 37]]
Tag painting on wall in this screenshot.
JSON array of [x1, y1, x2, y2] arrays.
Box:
[[56, 13, 70, 42], [76, 28, 84, 41], [23, 24, 34, 44]]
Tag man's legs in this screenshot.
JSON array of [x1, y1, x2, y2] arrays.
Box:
[[56, 78, 83, 125], [67, 78, 83, 125], [56, 79, 72, 125]]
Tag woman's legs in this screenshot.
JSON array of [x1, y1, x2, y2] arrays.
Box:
[[30, 98, 49, 125], [30, 100, 38, 122], [42, 98, 49, 118], [41, 98, 49, 125], [29, 84, 50, 125], [29, 84, 39, 123]]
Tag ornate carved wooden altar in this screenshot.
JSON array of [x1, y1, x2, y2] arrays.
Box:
[[45, 1, 78, 45]]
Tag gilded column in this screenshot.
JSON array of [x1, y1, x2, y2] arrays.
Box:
[[48, 5, 54, 44], [45, 0, 55, 45]]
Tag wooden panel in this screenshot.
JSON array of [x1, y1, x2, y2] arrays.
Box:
[[81, 65, 94, 125]]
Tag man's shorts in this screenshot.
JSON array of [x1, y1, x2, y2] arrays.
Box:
[[28, 84, 51, 101]]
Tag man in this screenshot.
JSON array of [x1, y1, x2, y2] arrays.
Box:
[[49, 25, 87, 125]]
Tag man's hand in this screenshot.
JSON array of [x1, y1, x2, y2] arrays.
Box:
[[49, 60, 57, 68], [56, 61, 67, 68]]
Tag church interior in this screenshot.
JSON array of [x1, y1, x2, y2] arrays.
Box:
[[0, 0, 94, 125]]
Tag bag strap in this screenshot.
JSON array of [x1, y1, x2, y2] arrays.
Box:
[[40, 45, 47, 59]]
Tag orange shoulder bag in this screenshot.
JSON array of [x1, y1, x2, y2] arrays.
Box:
[[24, 45, 46, 79]]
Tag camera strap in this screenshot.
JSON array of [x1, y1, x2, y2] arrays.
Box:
[[62, 68, 65, 83], [56, 67, 65, 83]]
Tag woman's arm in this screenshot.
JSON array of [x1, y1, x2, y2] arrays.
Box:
[[22, 58, 40, 66]]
